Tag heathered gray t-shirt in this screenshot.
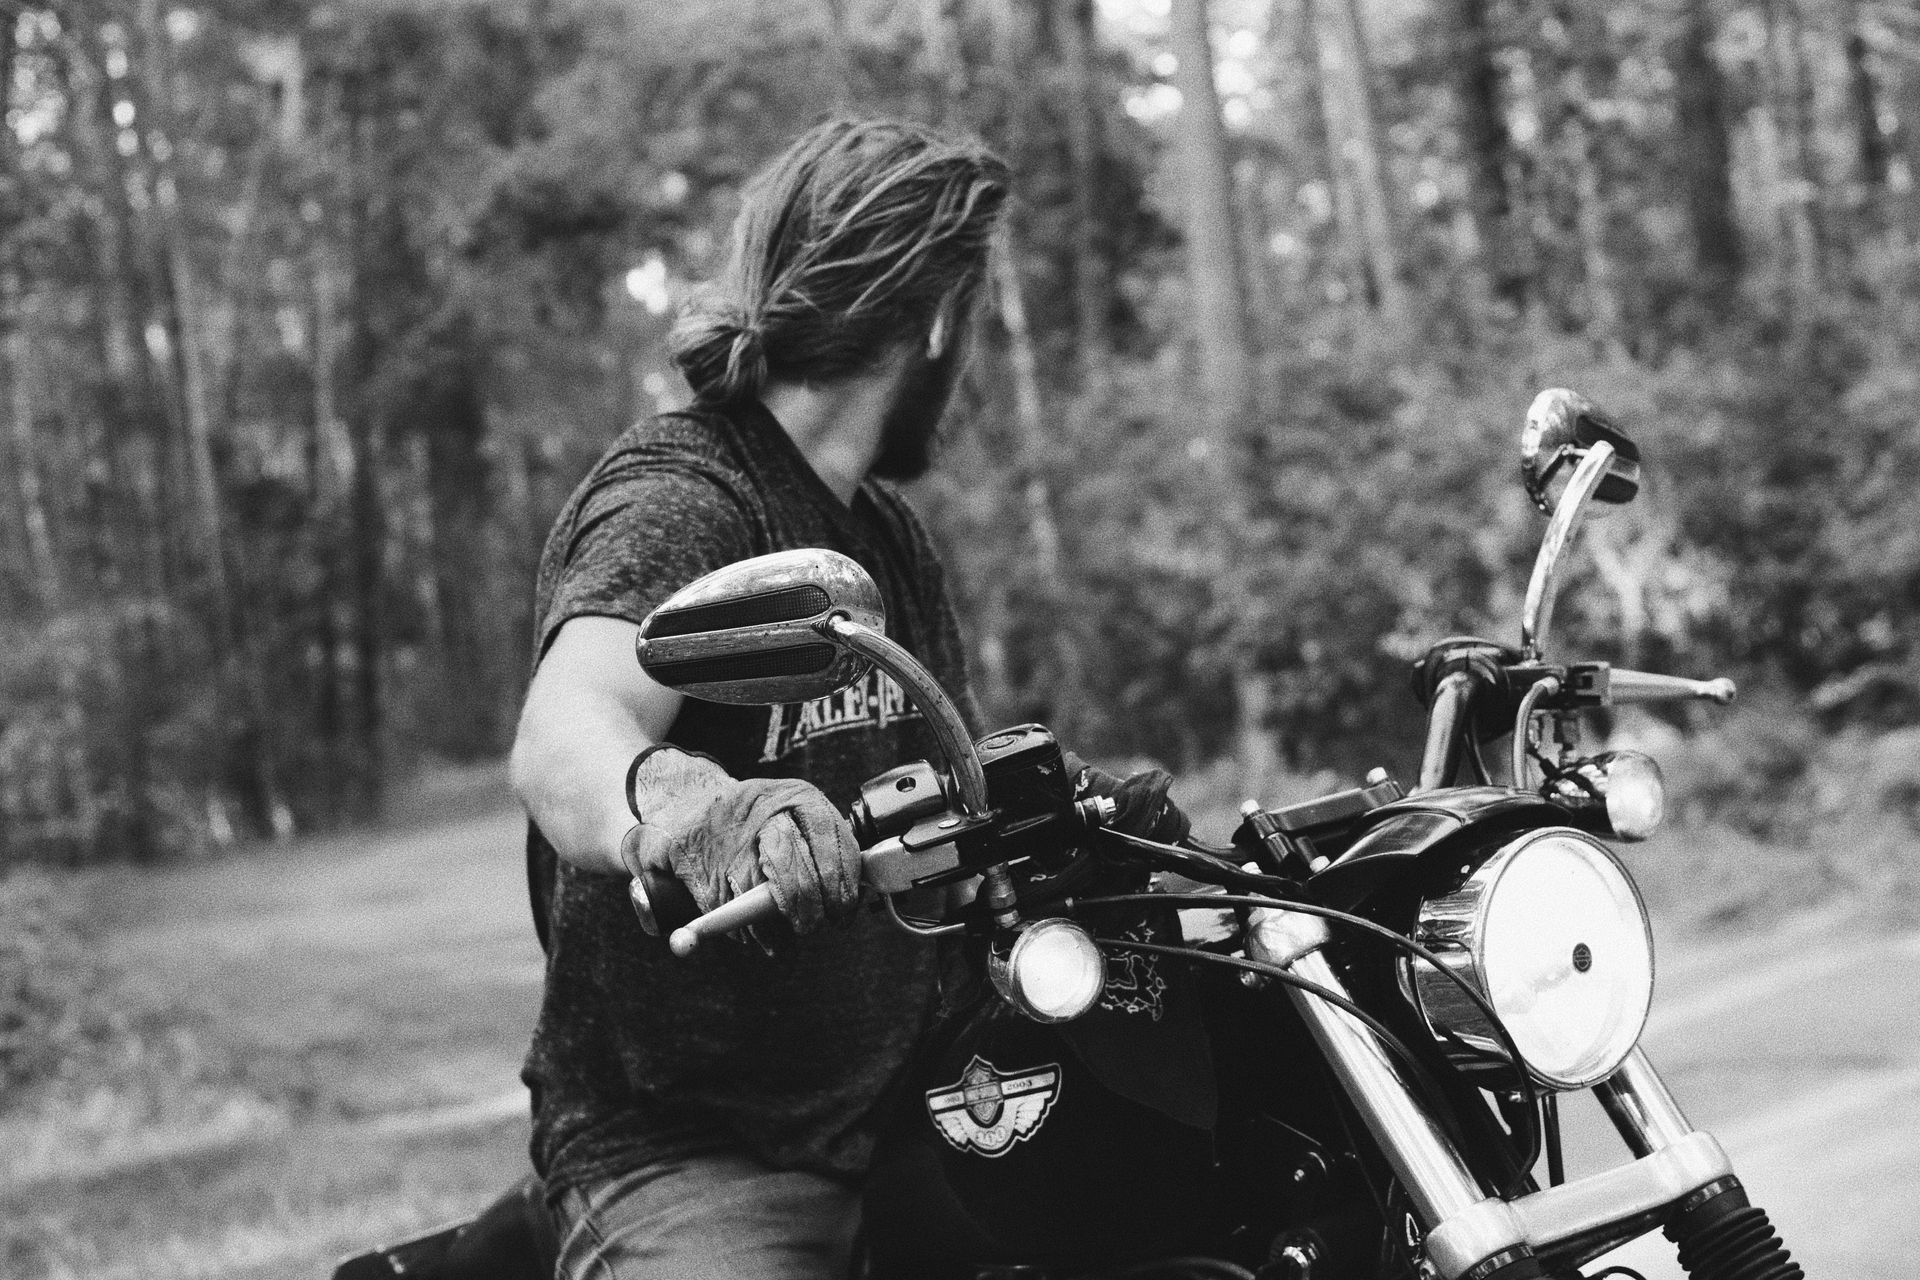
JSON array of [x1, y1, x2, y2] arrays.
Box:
[[521, 399, 979, 1193]]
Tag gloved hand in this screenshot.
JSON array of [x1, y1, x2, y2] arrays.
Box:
[[1063, 752, 1191, 844], [618, 746, 862, 943]]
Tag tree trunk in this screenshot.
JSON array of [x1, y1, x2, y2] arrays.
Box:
[[1306, 0, 1405, 318], [1057, 0, 1108, 402], [1301, 3, 1369, 312], [816, 0, 858, 103], [418, 346, 504, 756], [991, 237, 1061, 578], [344, 83, 387, 813], [1841, 0, 1890, 193], [1445, 0, 1528, 309], [1, 282, 58, 607], [138, 0, 291, 839], [1762, 0, 1822, 307], [1669, 0, 1743, 304], [1168, 0, 1256, 430], [67, 24, 189, 595], [137, 0, 233, 635], [921, 0, 969, 108], [309, 249, 345, 822], [1543, 0, 1621, 341], [986, 0, 1042, 73]]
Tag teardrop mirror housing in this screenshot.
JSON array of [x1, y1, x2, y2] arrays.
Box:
[[636, 549, 884, 705], [1521, 389, 1643, 515]]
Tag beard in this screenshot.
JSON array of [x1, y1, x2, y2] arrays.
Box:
[[870, 340, 966, 482]]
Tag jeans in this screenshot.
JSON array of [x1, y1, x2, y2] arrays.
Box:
[[553, 1146, 862, 1280]]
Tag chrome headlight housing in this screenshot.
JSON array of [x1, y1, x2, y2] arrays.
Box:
[[1406, 828, 1653, 1089], [992, 918, 1107, 1024]]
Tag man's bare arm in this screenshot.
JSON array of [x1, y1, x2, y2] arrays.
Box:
[[511, 615, 682, 878]]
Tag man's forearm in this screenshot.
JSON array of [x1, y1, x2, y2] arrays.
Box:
[[514, 616, 687, 878], [511, 692, 652, 878]]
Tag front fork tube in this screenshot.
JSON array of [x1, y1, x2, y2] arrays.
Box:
[[1247, 908, 1761, 1280], [1595, 1047, 1694, 1156]]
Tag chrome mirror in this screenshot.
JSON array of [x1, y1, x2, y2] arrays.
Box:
[[1518, 391, 1642, 660], [1521, 388, 1642, 516], [637, 548, 990, 818], [636, 549, 882, 705]]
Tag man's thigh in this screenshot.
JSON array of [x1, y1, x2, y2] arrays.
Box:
[[553, 1148, 861, 1280]]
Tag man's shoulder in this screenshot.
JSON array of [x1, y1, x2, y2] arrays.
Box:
[[602, 406, 739, 468], [579, 408, 763, 512]]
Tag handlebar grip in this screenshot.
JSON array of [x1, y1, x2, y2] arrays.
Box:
[[662, 826, 970, 958], [668, 882, 780, 957], [1608, 669, 1737, 706]]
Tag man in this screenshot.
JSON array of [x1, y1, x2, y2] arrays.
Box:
[[510, 118, 1008, 1280]]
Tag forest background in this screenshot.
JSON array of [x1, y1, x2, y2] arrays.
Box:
[[5, 0, 1920, 1036], [3, 0, 1920, 1270]]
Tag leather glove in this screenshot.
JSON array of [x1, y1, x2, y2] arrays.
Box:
[[618, 747, 862, 943], [1063, 752, 1191, 845]]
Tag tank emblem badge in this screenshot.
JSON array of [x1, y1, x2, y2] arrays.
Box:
[[925, 1055, 1062, 1157]]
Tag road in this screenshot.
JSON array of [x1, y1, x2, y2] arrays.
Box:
[[1567, 910, 1920, 1279]]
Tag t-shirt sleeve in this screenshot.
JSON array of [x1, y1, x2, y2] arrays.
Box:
[[535, 463, 757, 662]]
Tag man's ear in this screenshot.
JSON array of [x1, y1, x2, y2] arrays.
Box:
[[927, 308, 949, 361], [926, 287, 968, 360]]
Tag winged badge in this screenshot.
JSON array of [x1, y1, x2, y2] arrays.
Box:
[[924, 1055, 1062, 1158]]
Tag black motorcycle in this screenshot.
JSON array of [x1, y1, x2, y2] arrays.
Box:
[[337, 390, 1801, 1280]]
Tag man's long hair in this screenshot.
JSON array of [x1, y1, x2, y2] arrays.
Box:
[[670, 118, 1009, 404]]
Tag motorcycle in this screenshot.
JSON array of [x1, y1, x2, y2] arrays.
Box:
[[336, 389, 1803, 1280]]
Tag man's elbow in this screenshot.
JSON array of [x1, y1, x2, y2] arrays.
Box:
[[507, 699, 547, 813]]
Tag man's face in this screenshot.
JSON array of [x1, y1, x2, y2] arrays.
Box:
[[870, 323, 969, 483]]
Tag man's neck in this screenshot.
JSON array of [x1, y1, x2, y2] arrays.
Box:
[[758, 357, 906, 505]]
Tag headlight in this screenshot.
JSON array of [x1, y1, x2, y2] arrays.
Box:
[[1406, 828, 1653, 1089], [992, 918, 1106, 1023]]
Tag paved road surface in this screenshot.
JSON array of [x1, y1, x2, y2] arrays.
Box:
[[1566, 910, 1920, 1279]]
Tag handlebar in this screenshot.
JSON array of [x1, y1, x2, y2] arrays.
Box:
[[1416, 671, 1475, 794]]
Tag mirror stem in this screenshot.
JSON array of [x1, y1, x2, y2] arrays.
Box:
[[1520, 440, 1616, 661], [821, 616, 992, 818]]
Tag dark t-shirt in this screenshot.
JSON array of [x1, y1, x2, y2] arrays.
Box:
[[521, 399, 980, 1192]]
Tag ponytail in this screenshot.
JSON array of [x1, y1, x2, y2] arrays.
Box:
[[669, 306, 769, 404]]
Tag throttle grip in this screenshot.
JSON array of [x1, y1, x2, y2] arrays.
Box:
[[667, 883, 781, 957]]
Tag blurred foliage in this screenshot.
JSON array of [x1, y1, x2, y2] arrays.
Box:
[[3, 0, 1920, 864], [0, 868, 112, 1094]]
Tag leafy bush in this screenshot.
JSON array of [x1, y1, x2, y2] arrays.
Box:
[[0, 868, 112, 1099]]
